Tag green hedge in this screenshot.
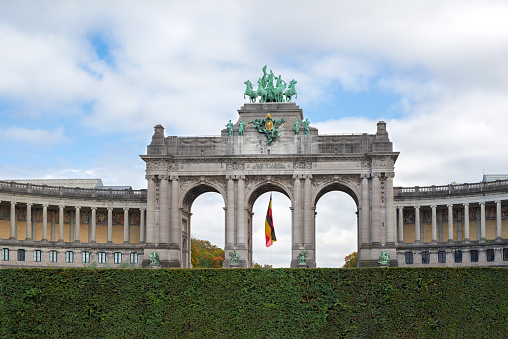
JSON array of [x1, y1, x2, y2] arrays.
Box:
[[0, 268, 507, 338]]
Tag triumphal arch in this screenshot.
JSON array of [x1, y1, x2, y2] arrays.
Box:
[[142, 68, 398, 267]]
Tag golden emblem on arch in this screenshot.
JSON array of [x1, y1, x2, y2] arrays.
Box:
[[265, 120, 274, 131]]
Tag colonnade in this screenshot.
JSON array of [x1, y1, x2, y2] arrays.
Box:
[[395, 200, 505, 244], [2, 200, 146, 244]]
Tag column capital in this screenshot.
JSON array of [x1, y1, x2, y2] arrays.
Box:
[[360, 173, 370, 179], [107, 207, 114, 211], [372, 172, 382, 179], [292, 174, 301, 180], [495, 200, 501, 204], [42, 203, 49, 208], [235, 174, 245, 180], [463, 202, 469, 207], [414, 205, 420, 210], [305, 174, 312, 180], [140, 207, 146, 211], [10, 201, 16, 206], [170, 175, 179, 181], [430, 205, 437, 209], [26, 202, 33, 207], [75, 206, 81, 210], [226, 174, 234, 180], [447, 203, 453, 208], [145, 174, 155, 180], [123, 207, 129, 211], [90, 206, 97, 211], [398, 205, 404, 210], [480, 201, 486, 206], [59, 204, 65, 209], [160, 174, 170, 181], [385, 172, 395, 179]]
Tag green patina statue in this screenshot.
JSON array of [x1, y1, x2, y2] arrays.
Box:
[[245, 65, 297, 103], [229, 251, 240, 266], [226, 120, 234, 136], [294, 118, 300, 135], [243, 80, 257, 103], [378, 250, 390, 265], [284, 79, 298, 102], [303, 118, 310, 135], [238, 120, 247, 136], [298, 251, 308, 265], [149, 250, 159, 265], [249, 113, 286, 144]]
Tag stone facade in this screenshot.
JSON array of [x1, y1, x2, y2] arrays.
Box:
[[142, 103, 398, 268], [1, 102, 507, 268]]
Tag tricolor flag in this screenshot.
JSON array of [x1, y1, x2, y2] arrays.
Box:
[[265, 193, 277, 247]]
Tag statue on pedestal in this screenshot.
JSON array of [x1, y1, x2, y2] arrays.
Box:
[[229, 251, 240, 267], [226, 120, 234, 136], [238, 120, 247, 136], [303, 119, 310, 135], [294, 119, 300, 135], [297, 251, 308, 267]]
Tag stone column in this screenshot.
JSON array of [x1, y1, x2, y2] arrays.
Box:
[[496, 200, 502, 241], [159, 175, 170, 245], [124, 208, 130, 243], [145, 175, 156, 244], [90, 207, 97, 243], [42, 203, 48, 241], [398, 206, 404, 243], [463, 203, 470, 242], [170, 176, 180, 247], [447, 204, 453, 242], [226, 175, 235, 247], [371, 173, 382, 245], [69, 210, 74, 242], [414, 206, 420, 243], [10, 202, 16, 239], [26, 203, 32, 240], [140, 207, 146, 243], [32, 208, 37, 241], [75, 206, 81, 243], [50, 209, 56, 241], [385, 173, 395, 245], [431, 205, 437, 243], [292, 175, 303, 246], [480, 202, 486, 241], [107, 207, 113, 243], [236, 176, 245, 246], [304, 175, 314, 247], [58, 205, 65, 242], [361, 174, 370, 245]]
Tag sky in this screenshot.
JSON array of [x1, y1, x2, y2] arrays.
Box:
[[2, 1, 508, 267]]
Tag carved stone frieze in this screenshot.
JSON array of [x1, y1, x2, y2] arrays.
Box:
[[372, 157, 394, 168], [225, 163, 245, 171], [147, 159, 168, 171]]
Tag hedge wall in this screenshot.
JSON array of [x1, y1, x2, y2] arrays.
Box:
[[0, 268, 507, 338]]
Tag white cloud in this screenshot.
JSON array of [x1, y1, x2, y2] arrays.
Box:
[[2, 1, 508, 267], [0, 126, 68, 145]]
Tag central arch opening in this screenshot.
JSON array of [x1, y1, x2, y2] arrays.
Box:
[[247, 183, 292, 268], [251, 192, 291, 267]]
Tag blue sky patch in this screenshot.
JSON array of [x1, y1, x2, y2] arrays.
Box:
[[87, 32, 116, 69]]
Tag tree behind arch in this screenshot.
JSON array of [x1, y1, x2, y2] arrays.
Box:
[[191, 238, 225, 268], [342, 251, 358, 268]]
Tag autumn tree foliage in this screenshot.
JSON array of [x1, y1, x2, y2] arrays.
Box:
[[342, 251, 358, 268], [191, 237, 225, 268]]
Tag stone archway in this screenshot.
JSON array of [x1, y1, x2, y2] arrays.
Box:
[[243, 180, 292, 268], [313, 180, 360, 267], [141, 102, 399, 268]]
